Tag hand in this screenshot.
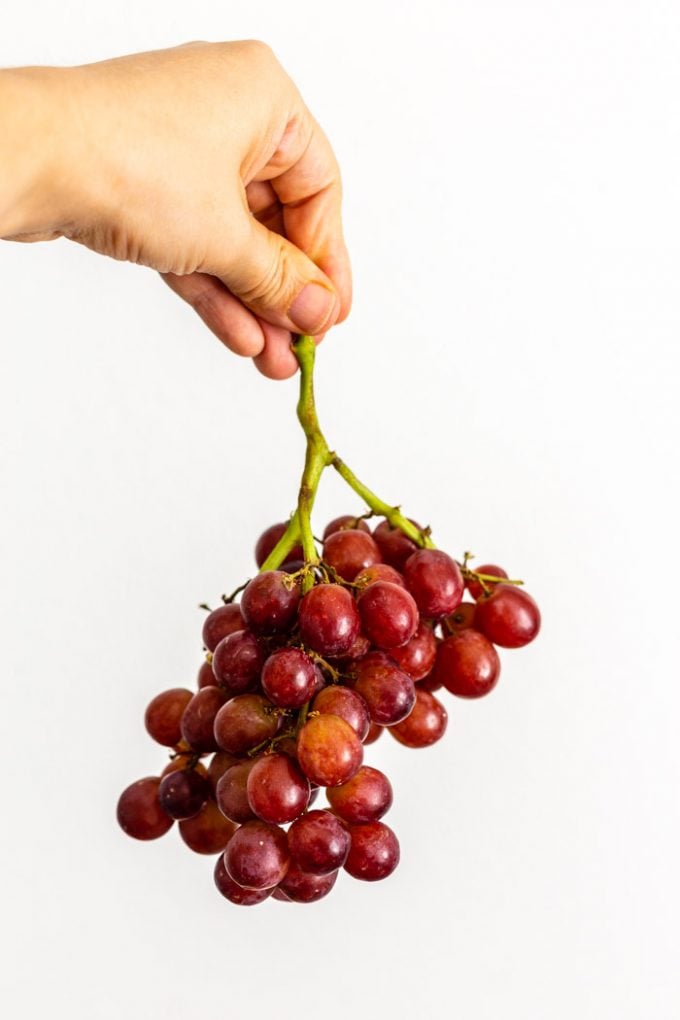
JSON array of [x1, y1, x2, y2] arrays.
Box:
[[0, 42, 352, 378]]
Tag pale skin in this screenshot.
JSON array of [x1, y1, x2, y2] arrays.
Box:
[[0, 41, 352, 379]]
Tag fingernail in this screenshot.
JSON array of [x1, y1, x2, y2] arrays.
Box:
[[289, 283, 338, 335]]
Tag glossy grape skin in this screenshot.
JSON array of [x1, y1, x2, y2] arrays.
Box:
[[466, 564, 509, 601], [117, 777, 173, 840], [287, 809, 351, 874], [357, 581, 419, 649], [354, 652, 416, 726], [354, 563, 406, 589], [213, 694, 281, 755], [224, 820, 290, 889], [389, 622, 437, 680], [433, 630, 500, 698], [443, 602, 476, 633], [312, 686, 370, 741], [197, 660, 216, 689], [144, 688, 194, 747], [158, 768, 209, 820], [212, 630, 264, 694], [246, 753, 310, 824], [255, 522, 303, 568], [297, 714, 363, 787], [474, 584, 541, 648], [298, 584, 360, 656], [373, 519, 421, 570], [322, 530, 382, 582], [179, 799, 237, 854], [344, 821, 400, 881], [278, 864, 338, 903], [261, 648, 318, 708], [326, 766, 393, 824], [180, 686, 227, 753], [202, 603, 245, 652], [404, 549, 464, 619], [362, 721, 384, 745], [322, 515, 371, 539], [241, 571, 300, 635], [214, 854, 273, 905], [389, 688, 448, 748], [207, 751, 239, 795], [215, 760, 258, 823]]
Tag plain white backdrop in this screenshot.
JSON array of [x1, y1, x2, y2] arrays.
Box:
[[1, 2, 679, 1018]]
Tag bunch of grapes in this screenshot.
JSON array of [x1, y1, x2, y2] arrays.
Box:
[[117, 511, 541, 906]]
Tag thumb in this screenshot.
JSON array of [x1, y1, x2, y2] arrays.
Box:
[[209, 214, 340, 336]]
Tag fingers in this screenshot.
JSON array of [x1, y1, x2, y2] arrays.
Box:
[[162, 272, 265, 357]]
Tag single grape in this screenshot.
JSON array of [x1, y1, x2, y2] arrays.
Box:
[[433, 630, 500, 697], [322, 515, 371, 539], [389, 621, 437, 680], [212, 630, 265, 694], [158, 768, 209, 820], [417, 670, 444, 693], [297, 714, 363, 787], [466, 564, 509, 601], [326, 765, 393, 824], [214, 854, 273, 905], [344, 821, 400, 881], [117, 777, 173, 840], [312, 685, 370, 741], [246, 752, 310, 824], [287, 809, 351, 874], [213, 693, 281, 755], [161, 756, 208, 780], [354, 563, 406, 589], [354, 651, 416, 726], [144, 688, 194, 747], [224, 820, 290, 889], [373, 519, 421, 570], [403, 549, 464, 619], [241, 571, 300, 635], [389, 688, 448, 748], [202, 603, 245, 652], [322, 529, 382, 582], [298, 584, 360, 656], [261, 647, 318, 708], [362, 721, 384, 744], [197, 660, 216, 689], [255, 522, 303, 568], [473, 584, 541, 647], [207, 750, 240, 796], [179, 799, 237, 854], [215, 759, 258, 823], [357, 581, 419, 649], [443, 602, 476, 633], [332, 631, 372, 665], [180, 686, 227, 753], [277, 864, 338, 903]]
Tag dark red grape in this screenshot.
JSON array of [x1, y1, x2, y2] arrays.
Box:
[[297, 714, 363, 787], [312, 685, 370, 741], [247, 753, 310, 824], [117, 777, 173, 840], [197, 660, 216, 689], [344, 821, 400, 881], [224, 820, 290, 889], [322, 530, 382, 582], [144, 688, 194, 747], [213, 693, 281, 755], [466, 564, 509, 600], [277, 864, 338, 903], [326, 766, 393, 824], [180, 686, 227, 752], [215, 759, 258, 823], [322, 515, 371, 539], [212, 630, 264, 694], [389, 621, 437, 680], [298, 584, 360, 656], [202, 603, 245, 652], [261, 647, 318, 708], [433, 630, 500, 697], [362, 721, 384, 744], [207, 750, 239, 795], [357, 581, 418, 649], [214, 854, 272, 905], [389, 688, 447, 748], [288, 809, 351, 874], [241, 571, 300, 635], [354, 651, 416, 726], [443, 602, 476, 632], [404, 549, 464, 619], [179, 800, 237, 854], [373, 519, 422, 570], [255, 522, 303, 568], [158, 767, 209, 820], [354, 563, 406, 589], [473, 584, 541, 647]]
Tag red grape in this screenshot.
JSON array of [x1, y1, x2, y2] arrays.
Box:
[[373, 519, 421, 570], [287, 809, 350, 874], [144, 688, 194, 747], [117, 777, 173, 841], [323, 530, 382, 582], [197, 660, 216, 689], [466, 564, 509, 601], [179, 800, 237, 854], [180, 686, 227, 752], [362, 721, 384, 744], [344, 821, 400, 881], [215, 759, 258, 823], [261, 647, 318, 708], [241, 571, 300, 635], [158, 767, 209, 820], [214, 854, 272, 905], [297, 714, 363, 787], [322, 515, 371, 539], [312, 685, 370, 741], [417, 670, 443, 693], [202, 603, 245, 652], [224, 820, 290, 889], [357, 581, 419, 649], [389, 621, 437, 680], [247, 752, 310, 824], [354, 652, 416, 726], [433, 630, 500, 698], [389, 688, 447, 748], [255, 522, 302, 568], [326, 766, 393, 824], [443, 601, 476, 632], [277, 864, 338, 903], [161, 756, 208, 780], [206, 750, 239, 794], [403, 549, 464, 619], [298, 584, 360, 656], [212, 630, 264, 693], [213, 693, 281, 755], [354, 563, 406, 589], [473, 584, 541, 648]]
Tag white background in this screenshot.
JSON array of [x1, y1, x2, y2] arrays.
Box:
[[1, 2, 679, 1018]]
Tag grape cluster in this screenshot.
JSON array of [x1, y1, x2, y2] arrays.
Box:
[[117, 514, 540, 905]]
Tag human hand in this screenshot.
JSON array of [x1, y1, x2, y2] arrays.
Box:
[[0, 42, 351, 378]]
